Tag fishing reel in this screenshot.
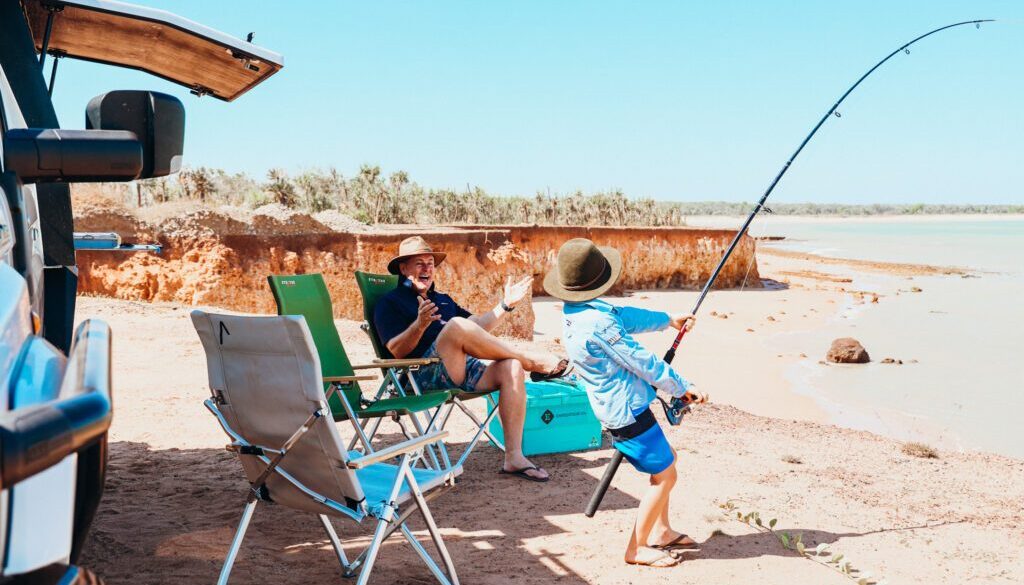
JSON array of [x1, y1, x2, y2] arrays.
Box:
[[658, 390, 708, 426]]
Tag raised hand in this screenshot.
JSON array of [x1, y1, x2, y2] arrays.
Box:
[[416, 295, 441, 329], [502, 275, 534, 308]]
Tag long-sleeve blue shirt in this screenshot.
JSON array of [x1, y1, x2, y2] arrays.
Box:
[[562, 299, 691, 430]]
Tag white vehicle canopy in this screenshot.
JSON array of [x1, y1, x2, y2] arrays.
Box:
[[22, 0, 284, 101]]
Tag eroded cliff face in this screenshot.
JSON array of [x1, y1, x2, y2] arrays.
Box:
[[73, 203, 758, 340]]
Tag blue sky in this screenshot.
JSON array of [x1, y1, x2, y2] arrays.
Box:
[[49, 1, 1023, 204]]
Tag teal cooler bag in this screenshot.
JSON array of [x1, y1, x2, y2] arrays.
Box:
[[488, 378, 603, 456]]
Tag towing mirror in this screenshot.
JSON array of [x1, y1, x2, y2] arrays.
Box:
[[2, 128, 143, 183], [86, 90, 185, 179]]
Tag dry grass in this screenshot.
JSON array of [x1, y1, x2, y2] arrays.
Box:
[[86, 166, 1024, 227]]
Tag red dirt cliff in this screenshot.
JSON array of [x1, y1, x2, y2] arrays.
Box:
[[73, 201, 759, 340]]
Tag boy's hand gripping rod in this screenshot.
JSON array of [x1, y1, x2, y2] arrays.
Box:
[[584, 19, 992, 518]]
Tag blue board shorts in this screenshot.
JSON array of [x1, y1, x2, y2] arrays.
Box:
[[608, 407, 675, 475], [412, 339, 488, 392]]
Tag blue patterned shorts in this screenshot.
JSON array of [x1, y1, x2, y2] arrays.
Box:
[[412, 340, 488, 392]]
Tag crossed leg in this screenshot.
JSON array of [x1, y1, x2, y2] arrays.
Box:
[[434, 317, 554, 481], [434, 317, 560, 379]]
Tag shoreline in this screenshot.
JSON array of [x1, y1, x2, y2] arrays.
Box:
[[682, 212, 1024, 226]]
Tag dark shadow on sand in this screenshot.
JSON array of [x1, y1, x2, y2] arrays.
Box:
[[79, 432, 640, 585]]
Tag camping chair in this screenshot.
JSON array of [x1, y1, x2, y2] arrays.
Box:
[[191, 310, 462, 585], [268, 274, 452, 468], [353, 271, 505, 470]]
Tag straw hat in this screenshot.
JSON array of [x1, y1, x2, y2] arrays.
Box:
[[543, 238, 622, 302], [387, 236, 447, 275]]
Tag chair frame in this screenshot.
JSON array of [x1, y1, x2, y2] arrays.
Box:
[[205, 383, 461, 585], [353, 270, 506, 469], [267, 273, 453, 470]]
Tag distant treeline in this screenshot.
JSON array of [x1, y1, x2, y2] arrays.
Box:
[[100, 165, 1022, 226]]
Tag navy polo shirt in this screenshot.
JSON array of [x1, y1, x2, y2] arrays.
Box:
[[374, 278, 472, 359]]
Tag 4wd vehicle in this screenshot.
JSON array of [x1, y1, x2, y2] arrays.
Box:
[[0, 2, 281, 582]]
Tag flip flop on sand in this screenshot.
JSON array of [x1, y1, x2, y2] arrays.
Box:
[[625, 547, 681, 568], [498, 465, 550, 483], [530, 358, 573, 383], [650, 533, 700, 557]]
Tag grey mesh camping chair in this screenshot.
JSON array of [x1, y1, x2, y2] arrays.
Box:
[[192, 310, 462, 585]]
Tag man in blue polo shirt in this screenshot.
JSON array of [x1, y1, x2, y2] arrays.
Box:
[[375, 236, 569, 482]]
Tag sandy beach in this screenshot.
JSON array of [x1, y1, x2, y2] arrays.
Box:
[[74, 225, 1024, 584]]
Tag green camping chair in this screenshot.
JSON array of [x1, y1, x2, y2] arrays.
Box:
[[267, 274, 452, 468], [353, 271, 505, 470]]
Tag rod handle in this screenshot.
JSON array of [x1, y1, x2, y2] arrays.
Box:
[[585, 450, 624, 517], [663, 322, 690, 364]]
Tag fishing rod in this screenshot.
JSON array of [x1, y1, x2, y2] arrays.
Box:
[[585, 19, 994, 518]]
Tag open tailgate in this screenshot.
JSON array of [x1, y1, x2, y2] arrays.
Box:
[[21, 0, 283, 101]]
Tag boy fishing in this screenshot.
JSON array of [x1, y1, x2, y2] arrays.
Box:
[[544, 238, 700, 568]]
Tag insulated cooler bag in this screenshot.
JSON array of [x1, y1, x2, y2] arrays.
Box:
[[488, 378, 603, 456]]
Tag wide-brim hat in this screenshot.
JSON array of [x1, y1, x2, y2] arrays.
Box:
[[387, 236, 447, 275], [543, 238, 622, 302]]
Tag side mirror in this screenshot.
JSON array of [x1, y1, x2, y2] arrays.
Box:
[[86, 90, 185, 179]]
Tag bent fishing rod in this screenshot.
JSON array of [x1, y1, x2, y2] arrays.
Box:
[[585, 19, 993, 518]]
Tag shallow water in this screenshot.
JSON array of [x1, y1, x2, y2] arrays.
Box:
[[757, 217, 1024, 458]]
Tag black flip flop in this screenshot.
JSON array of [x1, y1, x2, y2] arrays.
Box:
[[650, 534, 700, 557], [498, 465, 550, 483], [529, 359, 572, 383]]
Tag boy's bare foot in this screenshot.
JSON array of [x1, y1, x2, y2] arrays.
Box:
[[625, 546, 681, 567]]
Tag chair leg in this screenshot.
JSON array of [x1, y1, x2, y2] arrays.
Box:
[[354, 515, 392, 585], [400, 524, 453, 585], [319, 514, 350, 573], [455, 402, 502, 470], [348, 416, 385, 452], [455, 397, 506, 452], [425, 406, 453, 470], [403, 466, 460, 585], [355, 454, 412, 585], [217, 499, 257, 585]]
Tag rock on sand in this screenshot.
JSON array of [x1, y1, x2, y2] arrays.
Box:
[[827, 337, 870, 363]]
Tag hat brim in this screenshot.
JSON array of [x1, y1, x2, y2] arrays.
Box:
[[542, 246, 622, 302], [388, 252, 447, 275]]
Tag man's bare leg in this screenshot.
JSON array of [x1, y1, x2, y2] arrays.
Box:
[[435, 317, 560, 375], [475, 359, 549, 481]]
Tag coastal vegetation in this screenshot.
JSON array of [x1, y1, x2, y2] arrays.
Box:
[[91, 165, 1023, 226]]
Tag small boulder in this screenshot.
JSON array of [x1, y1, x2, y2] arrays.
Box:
[[827, 338, 870, 364]]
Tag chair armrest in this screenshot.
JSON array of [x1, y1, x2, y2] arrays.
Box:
[[346, 430, 449, 469], [324, 375, 377, 383], [351, 358, 441, 370]]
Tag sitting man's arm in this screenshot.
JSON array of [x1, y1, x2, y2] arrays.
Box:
[[380, 296, 439, 359], [469, 275, 532, 332]]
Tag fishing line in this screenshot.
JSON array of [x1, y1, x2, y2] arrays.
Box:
[[585, 19, 996, 518]]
